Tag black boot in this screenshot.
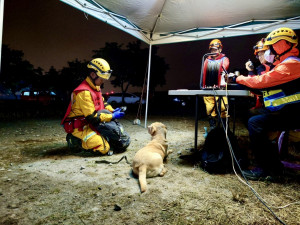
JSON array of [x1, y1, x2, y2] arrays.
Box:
[[66, 133, 83, 151], [208, 116, 216, 130]]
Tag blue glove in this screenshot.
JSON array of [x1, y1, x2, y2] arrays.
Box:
[[113, 108, 121, 113], [112, 110, 125, 119]]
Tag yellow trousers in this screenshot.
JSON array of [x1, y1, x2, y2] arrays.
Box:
[[203, 96, 228, 118], [72, 125, 110, 154]]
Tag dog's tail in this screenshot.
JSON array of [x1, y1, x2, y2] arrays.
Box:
[[138, 165, 147, 193]]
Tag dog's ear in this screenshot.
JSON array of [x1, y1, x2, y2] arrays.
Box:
[[148, 125, 156, 135]]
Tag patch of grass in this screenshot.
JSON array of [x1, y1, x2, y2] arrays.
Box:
[[50, 188, 61, 194]]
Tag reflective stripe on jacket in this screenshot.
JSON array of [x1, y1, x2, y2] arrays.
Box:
[[262, 56, 300, 111]]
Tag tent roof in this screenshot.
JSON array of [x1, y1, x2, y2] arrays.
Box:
[[61, 0, 300, 45]]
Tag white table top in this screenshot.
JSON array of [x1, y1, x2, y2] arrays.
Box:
[[168, 89, 251, 97]]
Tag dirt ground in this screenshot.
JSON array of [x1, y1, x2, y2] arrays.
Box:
[[0, 115, 299, 225]]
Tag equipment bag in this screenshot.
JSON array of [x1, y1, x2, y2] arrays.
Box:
[[95, 120, 130, 153], [200, 127, 247, 174]]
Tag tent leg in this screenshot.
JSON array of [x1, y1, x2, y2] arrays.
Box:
[[144, 44, 152, 128], [0, 0, 5, 73]]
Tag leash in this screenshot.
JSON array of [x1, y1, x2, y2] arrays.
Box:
[[95, 155, 131, 165]]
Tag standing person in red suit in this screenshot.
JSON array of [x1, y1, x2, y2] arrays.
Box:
[[202, 39, 230, 129]]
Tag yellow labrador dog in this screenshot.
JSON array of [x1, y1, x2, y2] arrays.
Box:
[[132, 122, 172, 193]]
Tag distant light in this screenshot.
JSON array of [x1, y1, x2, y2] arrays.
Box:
[[110, 91, 114, 94], [106, 92, 109, 95]]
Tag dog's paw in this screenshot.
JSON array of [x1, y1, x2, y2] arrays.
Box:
[[167, 150, 173, 155], [159, 168, 168, 176]]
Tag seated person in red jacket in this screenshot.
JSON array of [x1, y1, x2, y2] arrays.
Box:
[[227, 27, 300, 181]]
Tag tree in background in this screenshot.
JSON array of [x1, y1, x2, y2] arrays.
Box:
[[92, 40, 169, 93], [44, 66, 59, 89], [0, 45, 37, 96], [1, 41, 168, 104], [58, 59, 89, 100]]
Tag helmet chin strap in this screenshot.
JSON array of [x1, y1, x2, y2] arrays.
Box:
[[89, 73, 99, 85]]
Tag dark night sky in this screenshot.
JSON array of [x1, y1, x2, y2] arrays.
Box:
[[2, 0, 300, 92]]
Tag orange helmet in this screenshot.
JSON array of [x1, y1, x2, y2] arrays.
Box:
[[209, 39, 223, 49], [253, 39, 268, 55]]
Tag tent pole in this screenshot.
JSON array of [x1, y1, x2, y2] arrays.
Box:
[[144, 44, 152, 128], [0, 0, 5, 73]]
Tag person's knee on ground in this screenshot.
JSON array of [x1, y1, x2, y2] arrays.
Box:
[[81, 131, 110, 154], [72, 128, 110, 154]]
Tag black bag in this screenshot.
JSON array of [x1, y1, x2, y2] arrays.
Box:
[[200, 127, 246, 174], [95, 120, 130, 153]]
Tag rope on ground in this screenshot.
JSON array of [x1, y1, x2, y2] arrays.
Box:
[[95, 155, 131, 165], [213, 87, 286, 225]]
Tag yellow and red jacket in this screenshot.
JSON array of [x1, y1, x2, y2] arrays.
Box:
[[61, 77, 114, 127], [237, 48, 300, 111]]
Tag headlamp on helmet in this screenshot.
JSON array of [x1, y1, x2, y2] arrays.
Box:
[[87, 58, 112, 80]]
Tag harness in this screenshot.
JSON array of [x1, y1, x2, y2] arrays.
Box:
[[263, 56, 300, 111], [61, 80, 105, 132]]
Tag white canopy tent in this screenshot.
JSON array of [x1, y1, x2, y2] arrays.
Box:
[[60, 0, 300, 45]]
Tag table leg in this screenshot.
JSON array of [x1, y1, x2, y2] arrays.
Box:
[[194, 95, 199, 151], [232, 97, 236, 136]]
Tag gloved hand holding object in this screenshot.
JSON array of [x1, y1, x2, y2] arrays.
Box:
[[113, 108, 121, 112], [113, 106, 127, 113], [246, 59, 254, 71], [225, 72, 237, 83], [112, 108, 125, 119], [227, 72, 236, 77]]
